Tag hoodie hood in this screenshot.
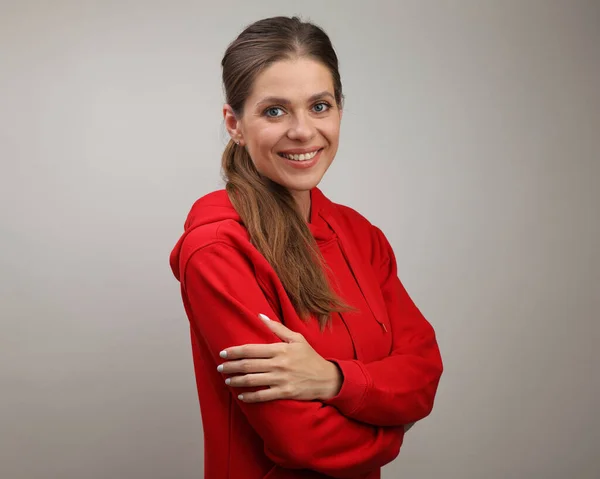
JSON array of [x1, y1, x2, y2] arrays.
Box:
[[170, 187, 336, 282]]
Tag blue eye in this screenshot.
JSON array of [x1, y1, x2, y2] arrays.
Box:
[[265, 107, 284, 118], [313, 102, 331, 113]]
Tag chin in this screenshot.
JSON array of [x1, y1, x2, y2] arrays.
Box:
[[283, 176, 323, 192]]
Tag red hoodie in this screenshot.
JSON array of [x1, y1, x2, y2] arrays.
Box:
[[170, 187, 443, 479]]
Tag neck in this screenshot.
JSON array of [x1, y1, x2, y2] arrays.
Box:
[[289, 189, 311, 223]]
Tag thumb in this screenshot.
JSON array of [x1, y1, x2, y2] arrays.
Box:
[[259, 313, 302, 343]]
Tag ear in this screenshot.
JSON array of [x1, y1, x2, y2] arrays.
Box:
[[223, 104, 245, 146]]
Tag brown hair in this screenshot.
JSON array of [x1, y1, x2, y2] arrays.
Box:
[[220, 16, 352, 330]]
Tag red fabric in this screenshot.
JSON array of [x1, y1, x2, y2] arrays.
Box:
[[170, 188, 443, 479]]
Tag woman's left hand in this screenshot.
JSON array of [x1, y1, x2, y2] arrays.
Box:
[[217, 314, 343, 403]]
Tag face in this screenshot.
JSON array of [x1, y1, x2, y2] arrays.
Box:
[[224, 57, 342, 196]]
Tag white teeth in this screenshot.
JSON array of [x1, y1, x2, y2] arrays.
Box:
[[281, 150, 319, 161]]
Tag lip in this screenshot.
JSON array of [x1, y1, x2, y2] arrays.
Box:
[[278, 147, 324, 155], [279, 148, 323, 170]]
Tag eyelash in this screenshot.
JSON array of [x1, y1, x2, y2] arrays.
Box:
[[263, 101, 332, 118]]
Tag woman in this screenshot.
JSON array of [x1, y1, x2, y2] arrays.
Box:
[[170, 16, 443, 479]]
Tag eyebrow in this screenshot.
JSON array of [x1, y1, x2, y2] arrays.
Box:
[[255, 91, 335, 108]]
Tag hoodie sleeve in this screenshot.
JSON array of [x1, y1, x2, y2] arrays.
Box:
[[323, 226, 443, 427], [181, 240, 403, 478]]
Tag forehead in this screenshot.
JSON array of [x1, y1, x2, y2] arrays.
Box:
[[248, 58, 335, 103]]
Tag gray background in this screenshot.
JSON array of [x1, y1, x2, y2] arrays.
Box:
[[1, 1, 598, 478]]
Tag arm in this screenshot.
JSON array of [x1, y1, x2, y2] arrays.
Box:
[[182, 241, 404, 478], [323, 226, 443, 427]]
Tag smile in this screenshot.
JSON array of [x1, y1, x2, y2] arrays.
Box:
[[277, 149, 323, 162]]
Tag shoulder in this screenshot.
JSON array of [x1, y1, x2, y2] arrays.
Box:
[[171, 189, 258, 281], [323, 196, 393, 265], [325, 195, 384, 241], [176, 220, 266, 291], [330, 201, 375, 232], [180, 221, 254, 267]]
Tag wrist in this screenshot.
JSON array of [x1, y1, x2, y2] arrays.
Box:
[[320, 360, 343, 400]]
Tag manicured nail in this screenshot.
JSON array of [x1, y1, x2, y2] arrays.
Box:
[[217, 364, 224, 372], [238, 394, 244, 401], [219, 350, 227, 358], [259, 314, 271, 322]]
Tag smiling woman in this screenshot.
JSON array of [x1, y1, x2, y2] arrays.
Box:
[[225, 59, 340, 220], [170, 16, 443, 479]]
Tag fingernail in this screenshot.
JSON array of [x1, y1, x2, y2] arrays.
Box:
[[225, 378, 231, 385], [219, 350, 227, 358], [238, 394, 244, 401], [258, 313, 271, 322], [217, 364, 224, 372]]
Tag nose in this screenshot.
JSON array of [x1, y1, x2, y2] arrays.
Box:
[[287, 112, 316, 142]]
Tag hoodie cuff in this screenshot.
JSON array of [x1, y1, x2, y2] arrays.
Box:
[[323, 359, 370, 415]]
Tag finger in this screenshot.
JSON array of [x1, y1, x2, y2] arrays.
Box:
[[259, 314, 304, 343], [226, 372, 276, 388], [217, 358, 273, 375], [220, 343, 284, 360], [238, 386, 292, 403]]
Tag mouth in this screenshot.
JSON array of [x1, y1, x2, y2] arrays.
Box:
[[277, 148, 324, 162]]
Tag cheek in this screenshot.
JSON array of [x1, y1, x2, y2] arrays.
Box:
[[245, 126, 284, 172], [250, 125, 283, 154], [324, 127, 340, 150], [322, 117, 341, 143], [254, 123, 285, 144]]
